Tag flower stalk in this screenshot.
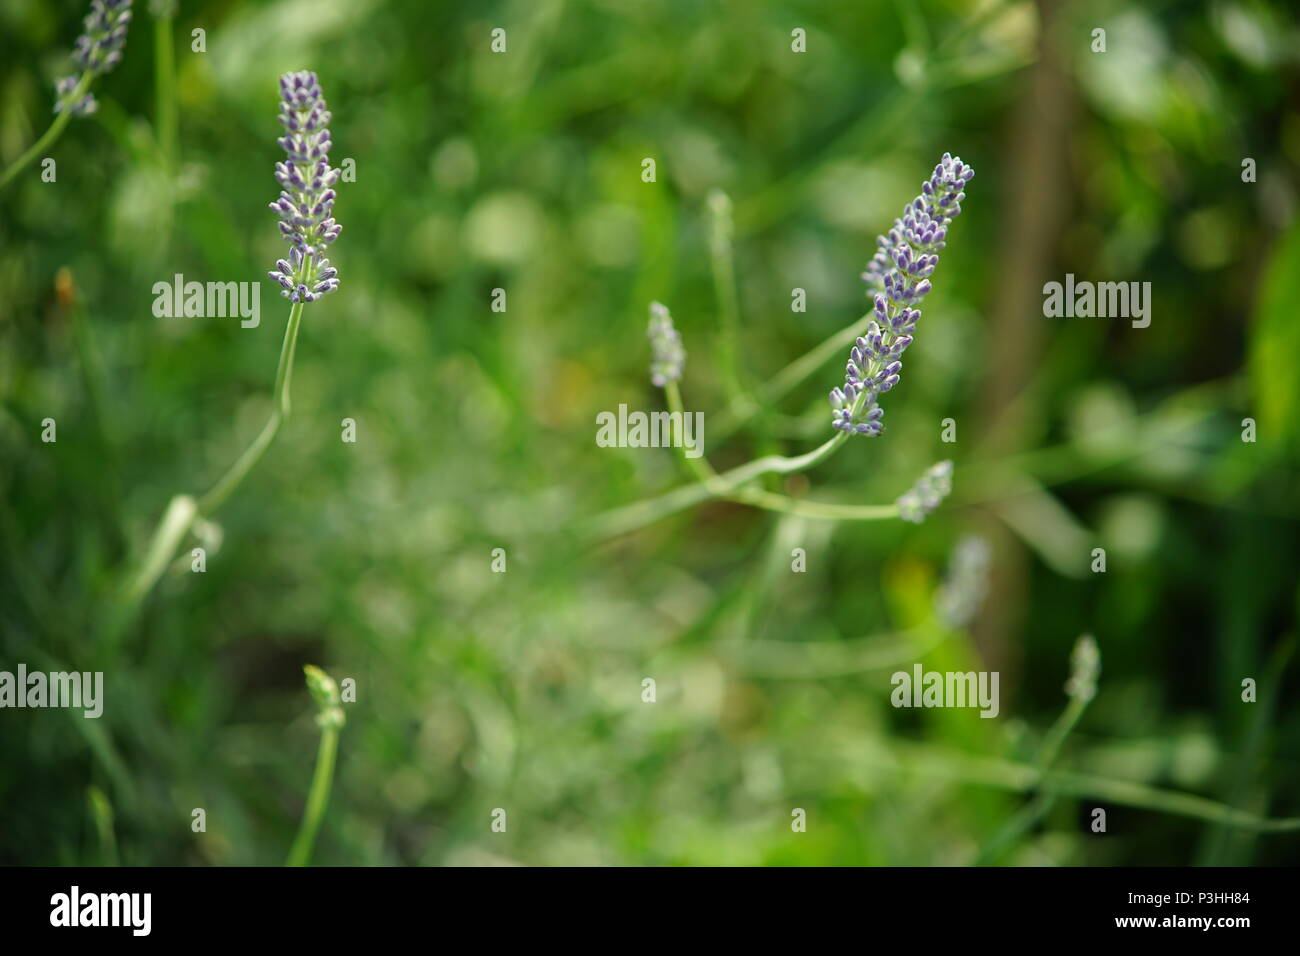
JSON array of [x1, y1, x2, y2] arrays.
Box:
[[107, 72, 342, 644], [0, 1, 134, 192], [972, 635, 1100, 864], [593, 156, 974, 540], [151, 0, 178, 173], [287, 666, 345, 867]]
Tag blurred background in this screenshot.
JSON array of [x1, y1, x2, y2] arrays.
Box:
[[1, 0, 1298, 866]]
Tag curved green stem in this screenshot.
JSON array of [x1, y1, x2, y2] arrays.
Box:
[[730, 486, 897, 521], [0, 73, 92, 192], [971, 691, 1091, 864], [286, 720, 340, 866], [665, 379, 845, 490], [288, 666, 345, 866], [877, 744, 1300, 834], [720, 432, 848, 484], [712, 309, 872, 444], [1044, 770, 1300, 833], [107, 300, 306, 645], [664, 381, 720, 486], [587, 382, 895, 540], [198, 299, 304, 514], [669, 383, 880, 519], [116, 493, 198, 621], [973, 638, 1099, 864]]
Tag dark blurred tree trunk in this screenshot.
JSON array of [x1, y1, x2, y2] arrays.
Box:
[[972, 0, 1074, 683]]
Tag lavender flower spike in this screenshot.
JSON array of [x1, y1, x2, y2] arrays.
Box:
[[647, 301, 685, 387], [54, 0, 134, 117], [1064, 634, 1101, 702], [896, 459, 953, 523], [935, 535, 991, 628], [831, 152, 974, 435], [267, 72, 343, 304]]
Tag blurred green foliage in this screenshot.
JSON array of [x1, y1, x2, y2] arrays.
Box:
[[1, 0, 1298, 866]]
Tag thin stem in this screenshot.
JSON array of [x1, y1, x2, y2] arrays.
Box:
[[586, 383, 899, 540], [154, 11, 177, 173], [718, 432, 847, 485], [712, 308, 871, 445], [286, 721, 340, 867], [1036, 693, 1092, 774], [0, 73, 91, 192], [667, 379, 845, 489], [707, 192, 747, 407], [116, 493, 198, 621], [971, 690, 1091, 864], [732, 625, 943, 679], [1044, 773, 1300, 833], [731, 486, 897, 521], [583, 478, 717, 541], [876, 744, 1300, 834], [667, 383, 884, 520], [664, 381, 720, 486], [199, 298, 304, 515], [107, 300, 306, 645]]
